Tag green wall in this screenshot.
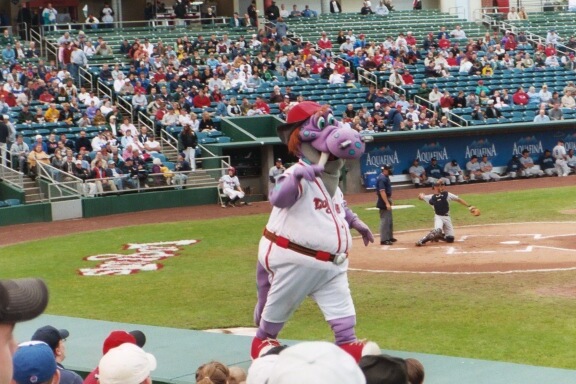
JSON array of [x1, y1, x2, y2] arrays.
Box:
[[0, 203, 52, 226], [82, 188, 218, 218], [0, 183, 26, 203]]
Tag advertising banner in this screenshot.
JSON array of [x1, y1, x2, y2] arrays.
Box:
[[360, 129, 576, 188]]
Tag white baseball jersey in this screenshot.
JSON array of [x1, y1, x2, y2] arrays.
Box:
[[265, 163, 351, 254], [444, 163, 462, 175], [219, 174, 240, 189], [409, 165, 425, 176], [553, 144, 567, 160], [466, 161, 481, 172]]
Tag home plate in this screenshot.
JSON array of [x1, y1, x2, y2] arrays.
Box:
[[500, 241, 520, 245], [366, 205, 414, 211]]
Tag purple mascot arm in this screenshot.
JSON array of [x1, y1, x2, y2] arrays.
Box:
[[344, 205, 374, 246], [269, 164, 324, 208]]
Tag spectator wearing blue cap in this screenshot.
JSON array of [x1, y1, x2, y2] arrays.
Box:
[[12, 342, 59, 384], [31, 326, 83, 384]]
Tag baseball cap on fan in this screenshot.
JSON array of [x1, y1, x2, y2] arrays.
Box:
[[31, 325, 69, 352], [12, 342, 57, 384], [98, 343, 157, 384], [102, 330, 147, 354], [267, 341, 365, 384], [0, 278, 49, 323]]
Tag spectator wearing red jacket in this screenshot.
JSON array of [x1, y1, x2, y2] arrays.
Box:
[[504, 34, 517, 51], [438, 35, 451, 50], [401, 70, 414, 85], [405, 32, 417, 46], [317, 31, 333, 57], [253, 96, 270, 114], [513, 87, 529, 105], [193, 90, 212, 108], [439, 91, 454, 114]]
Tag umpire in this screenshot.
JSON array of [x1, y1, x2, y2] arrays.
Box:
[[376, 164, 396, 245]]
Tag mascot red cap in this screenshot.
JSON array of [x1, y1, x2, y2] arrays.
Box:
[[277, 101, 324, 144]]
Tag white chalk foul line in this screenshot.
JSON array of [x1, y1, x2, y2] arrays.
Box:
[[349, 267, 576, 275]]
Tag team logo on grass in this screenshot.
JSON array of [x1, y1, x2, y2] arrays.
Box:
[[78, 240, 199, 276]]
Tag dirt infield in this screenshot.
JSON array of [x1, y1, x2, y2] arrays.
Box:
[[0, 176, 576, 262], [349, 222, 576, 273]]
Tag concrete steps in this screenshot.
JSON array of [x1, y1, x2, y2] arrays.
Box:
[[23, 178, 44, 203]]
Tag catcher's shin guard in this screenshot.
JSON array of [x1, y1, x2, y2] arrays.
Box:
[[417, 228, 443, 245]]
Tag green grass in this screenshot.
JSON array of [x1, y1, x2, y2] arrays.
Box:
[[2, 186, 576, 368]]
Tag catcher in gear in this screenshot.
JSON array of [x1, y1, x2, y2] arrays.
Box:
[[416, 180, 475, 246]]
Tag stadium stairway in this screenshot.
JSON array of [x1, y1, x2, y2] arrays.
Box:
[[1, 172, 44, 203]]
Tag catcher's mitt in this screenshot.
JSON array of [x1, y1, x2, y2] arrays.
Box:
[[469, 206, 481, 216]]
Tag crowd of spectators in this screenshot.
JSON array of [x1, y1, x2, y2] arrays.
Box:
[[2, 5, 576, 191], [9, 321, 426, 384]]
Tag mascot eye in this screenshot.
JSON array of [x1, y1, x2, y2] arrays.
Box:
[[327, 114, 335, 125], [317, 116, 326, 130]]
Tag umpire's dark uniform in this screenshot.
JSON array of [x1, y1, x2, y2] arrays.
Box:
[[376, 165, 394, 245]]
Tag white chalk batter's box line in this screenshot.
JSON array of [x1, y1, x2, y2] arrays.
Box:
[[350, 222, 576, 275]]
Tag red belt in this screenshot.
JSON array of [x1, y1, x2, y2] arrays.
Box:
[[263, 228, 347, 264]]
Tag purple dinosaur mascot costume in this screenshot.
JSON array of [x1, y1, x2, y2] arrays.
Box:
[[251, 101, 378, 362]]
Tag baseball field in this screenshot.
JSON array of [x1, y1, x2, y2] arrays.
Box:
[[1, 178, 576, 370]]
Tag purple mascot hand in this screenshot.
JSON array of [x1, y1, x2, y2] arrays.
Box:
[[292, 164, 324, 181], [350, 217, 374, 246]]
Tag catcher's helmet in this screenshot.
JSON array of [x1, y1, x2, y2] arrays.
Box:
[[433, 180, 445, 188]]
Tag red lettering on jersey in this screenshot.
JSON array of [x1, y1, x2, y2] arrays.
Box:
[[313, 198, 332, 214]]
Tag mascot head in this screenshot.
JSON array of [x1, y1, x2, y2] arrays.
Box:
[[277, 101, 367, 195], [278, 101, 365, 163]]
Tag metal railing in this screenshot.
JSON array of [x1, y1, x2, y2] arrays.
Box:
[[357, 67, 377, 87], [116, 95, 134, 121], [15, 23, 29, 45], [0, 163, 25, 190], [158, 128, 180, 159], [28, 27, 48, 60], [36, 162, 82, 201], [79, 66, 94, 89], [97, 80, 114, 101], [138, 111, 157, 135], [41, 19, 155, 36]]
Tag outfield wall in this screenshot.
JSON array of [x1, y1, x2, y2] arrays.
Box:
[[82, 188, 218, 218]]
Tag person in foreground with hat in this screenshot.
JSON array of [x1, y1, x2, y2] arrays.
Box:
[[31, 326, 82, 384], [98, 343, 156, 384], [252, 101, 376, 362], [83, 330, 146, 384], [0, 278, 49, 384], [12, 342, 59, 384], [248, 341, 366, 384]]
